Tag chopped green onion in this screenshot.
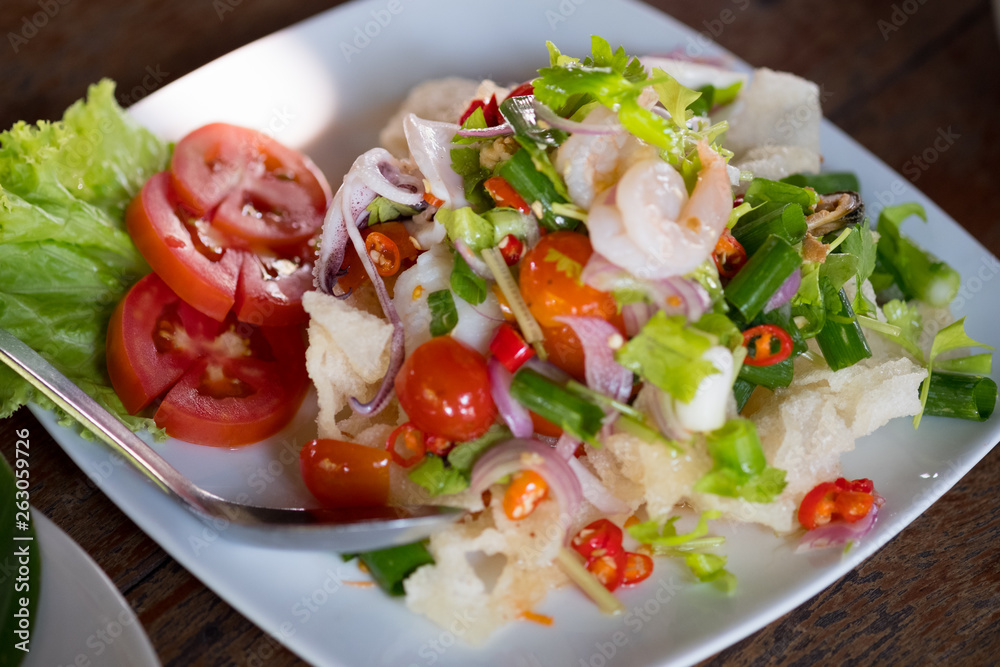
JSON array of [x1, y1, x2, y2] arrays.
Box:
[[357, 541, 435, 596], [780, 171, 860, 194], [427, 290, 458, 337], [555, 547, 624, 615], [498, 95, 566, 147], [724, 235, 803, 321], [614, 413, 682, 453], [875, 203, 960, 307], [730, 201, 806, 255], [566, 380, 642, 419], [738, 358, 793, 389], [509, 368, 605, 444], [815, 288, 872, 371], [733, 377, 757, 413], [499, 148, 580, 231], [857, 315, 901, 337], [922, 372, 997, 422], [694, 418, 787, 503]]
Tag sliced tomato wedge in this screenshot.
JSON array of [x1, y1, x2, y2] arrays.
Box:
[[170, 123, 331, 248], [107, 273, 309, 446]]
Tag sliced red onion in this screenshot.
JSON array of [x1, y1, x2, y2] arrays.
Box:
[[795, 504, 878, 553], [457, 123, 514, 138], [568, 457, 631, 515], [470, 438, 583, 523], [343, 194, 405, 417], [764, 268, 802, 313], [555, 316, 632, 403], [453, 239, 493, 279], [355, 148, 424, 208], [643, 385, 688, 442], [532, 99, 624, 135], [488, 357, 533, 438], [581, 253, 711, 322], [403, 114, 469, 208], [555, 433, 579, 460], [622, 301, 655, 337]]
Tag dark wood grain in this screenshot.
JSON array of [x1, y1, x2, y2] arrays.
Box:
[[1, 1, 998, 665]]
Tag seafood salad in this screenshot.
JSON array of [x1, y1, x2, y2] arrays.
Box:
[[301, 37, 995, 642]]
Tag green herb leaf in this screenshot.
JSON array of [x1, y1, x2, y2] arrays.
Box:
[[915, 317, 995, 427], [450, 253, 488, 305], [651, 68, 702, 129], [366, 196, 421, 225], [447, 425, 512, 475], [876, 203, 960, 307], [427, 290, 459, 337], [408, 454, 469, 496], [880, 298, 924, 359], [435, 206, 495, 252]]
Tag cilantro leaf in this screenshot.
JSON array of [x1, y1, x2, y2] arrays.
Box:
[[880, 298, 924, 359], [651, 67, 702, 129]]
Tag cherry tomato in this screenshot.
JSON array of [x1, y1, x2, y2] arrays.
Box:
[[503, 470, 549, 520], [170, 123, 331, 248], [519, 231, 624, 380], [107, 273, 309, 446], [621, 552, 654, 586], [394, 337, 497, 442], [742, 324, 794, 367], [299, 439, 390, 508]]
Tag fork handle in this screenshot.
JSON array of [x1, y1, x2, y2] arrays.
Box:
[[0, 327, 210, 512]]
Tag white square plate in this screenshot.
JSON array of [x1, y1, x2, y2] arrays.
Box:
[[33, 0, 1000, 665]]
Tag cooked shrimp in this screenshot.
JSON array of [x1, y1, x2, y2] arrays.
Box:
[[586, 141, 732, 278], [554, 106, 658, 209]]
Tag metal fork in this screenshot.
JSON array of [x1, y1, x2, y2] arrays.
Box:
[[0, 327, 461, 552]]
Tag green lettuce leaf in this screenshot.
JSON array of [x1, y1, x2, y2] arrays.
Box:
[[0, 80, 168, 434], [408, 454, 468, 497], [614, 312, 718, 402], [365, 196, 421, 225], [435, 206, 494, 252]]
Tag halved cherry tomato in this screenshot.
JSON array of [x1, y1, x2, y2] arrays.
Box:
[[503, 470, 549, 520], [299, 439, 390, 508], [742, 324, 794, 367], [394, 337, 497, 442], [798, 477, 877, 530], [712, 228, 747, 278], [107, 273, 309, 446], [170, 123, 331, 249], [484, 176, 532, 216], [621, 552, 654, 586], [519, 231, 625, 380]]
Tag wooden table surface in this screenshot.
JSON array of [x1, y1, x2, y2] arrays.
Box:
[[2, 1, 999, 665]]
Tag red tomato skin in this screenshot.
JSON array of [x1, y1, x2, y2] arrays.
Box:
[[107, 273, 309, 447], [233, 251, 314, 326], [394, 337, 497, 442], [170, 123, 331, 248], [153, 325, 308, 447], [299, 439, 391, 508], [126, 172, 242, 321]]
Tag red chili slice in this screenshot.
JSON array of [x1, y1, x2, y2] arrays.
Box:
[[712, 228, 748, 278], [742, 324, 794, 366]]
